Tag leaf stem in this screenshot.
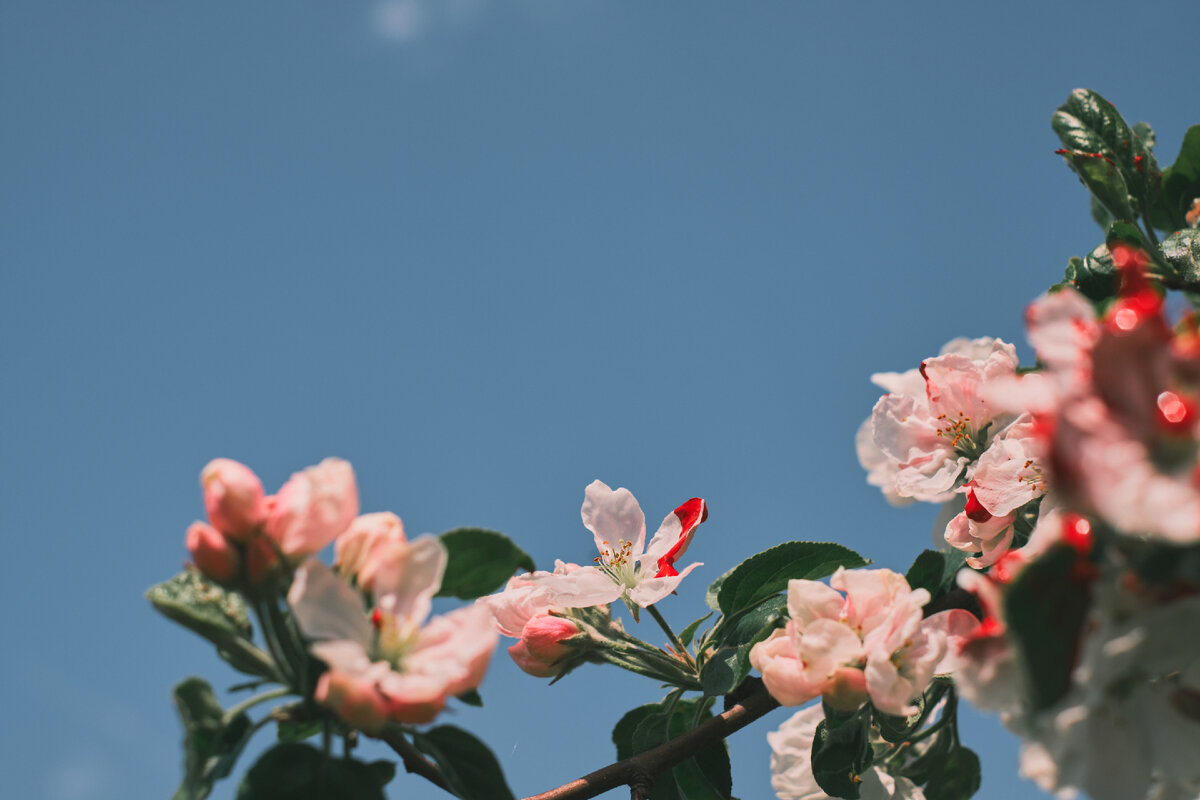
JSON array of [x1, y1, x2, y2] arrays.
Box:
[[645, 606, 696, 669], [223, 686, 292, 723]]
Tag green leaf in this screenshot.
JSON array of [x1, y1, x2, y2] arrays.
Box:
[[171, 677, 254, 800], [923, 746, 982, 800], [1089, 197, 1113, 231], [904, 550, 945, 597], [455, 688, 484, 707], [716, 541, 867, 616], [147, 570, 277, 680], [1132, 121, 1157, 151], [678, 612, 713, 648], [1160, 228, 1200, 290], [705, 572, 727, 611], [276, 720, 323, 743], [1150, 125, 1200, 232], [1052, 89, 1158, 218], [436, 528, 536, 600], [1105, 219, 1145, 250], [614, 700, 730, 800], [1003, 545, 1091, 711], [701, 595, 786, 696], [1063, 245, 1119, 304], [236, 743, 391, 800], [411, 725, 516, 800], [811, 712, 873, 800]]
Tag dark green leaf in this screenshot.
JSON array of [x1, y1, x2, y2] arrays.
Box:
[[236, 743, 389, 800], [1150, 125, 1200, 232], [1105, 220, 1145, 250], [411, 725, 516, 800], [436, 528, 536, 600], [811, 713, 873, 800], [716, 541, 867, 616], [1160, 228, 1200, 289], [1132, 121, 1156, 151], [1003, 545, 1091, 711], [455, 688, 483, 707], [630, 712, 683, 800], [1052, 89, 1158, 217], [147, 570, 276, 680], [1063, 245, 1119, 304], [613, 704, 658, 760], [276, 720, 323, 743], [923, 746, 982, 800], [904, 550, 944, 597], [1090, 197, 1113, 231], [615, 700, 730, 800], [679, 612, 713, 648], [701, 596, 786, 696], [171, 677, 254, 800]]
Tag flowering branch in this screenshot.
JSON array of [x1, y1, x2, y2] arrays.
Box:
[[521, 679, 779, 800]]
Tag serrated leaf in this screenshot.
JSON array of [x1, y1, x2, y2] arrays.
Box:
[[1160, 228, 1200, 289], [411, 725, 516, 800], [923, 746, 981, 800], [1150, 125, 1200, 232], [716, 541, 867, 616], [147, 571, 277, 680], [1052, 89, 1158, 217], [436, 528, 536, 600], [1003, 545, 1091, 711], [171, 677, 254, 800], [236, 743, 390, 800]]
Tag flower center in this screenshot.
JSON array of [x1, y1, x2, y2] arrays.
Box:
[[595, 539, 637, 584], [371, 608, 420, 670]]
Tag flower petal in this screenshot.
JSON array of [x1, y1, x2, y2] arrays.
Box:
[[288, 561, 373, 647], [581, 480, 646, 558]]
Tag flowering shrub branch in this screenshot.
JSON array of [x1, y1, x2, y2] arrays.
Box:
[[149, 89, 1200, 800]]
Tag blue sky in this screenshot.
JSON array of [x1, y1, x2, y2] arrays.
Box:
[[3, 1, 1197, 798]]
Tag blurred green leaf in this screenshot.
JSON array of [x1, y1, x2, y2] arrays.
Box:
[[276, 720, 322, 743], [1090, 197, 1114, 231], [148, 571, 277, 679], [236, 743, 392, 800], [701, 595, 786, 696], [411, 725, 516, 800], [1150, 125, 1200, 232], [1003, 545, 1091, 711], [1063, 244, 1119, 304], [436, 528, 535, 600], [811, 710, 873, 800], [171, 677, 254, 800], [715, 541, 867, 616], [455, 688, 483, 707], [923, 746, 982, 800]]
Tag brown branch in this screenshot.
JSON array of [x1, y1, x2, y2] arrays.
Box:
[[522, 679, 780, 800], [380, 727, 455, 795]]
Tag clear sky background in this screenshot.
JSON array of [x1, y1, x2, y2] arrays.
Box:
[[3, 2, 1197, 799]]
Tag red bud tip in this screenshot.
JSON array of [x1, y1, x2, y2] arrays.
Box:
[[964, 488, 993, 523]]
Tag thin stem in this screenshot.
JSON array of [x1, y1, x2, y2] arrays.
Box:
[[223, 686, 292, 723], [521, 678, 779, 800], [380, 727, 454, 795], [254, 600, 297, 688], [645, 606, 695, 669]]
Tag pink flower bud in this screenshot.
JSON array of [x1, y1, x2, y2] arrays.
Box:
[[335, 512, 406, 583], [201, 458, 267, 540], [265, 458, 359, 559], [508, 615, 579, 677], [186, 521, 240, 582]]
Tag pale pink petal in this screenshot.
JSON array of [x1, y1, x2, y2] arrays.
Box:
[[750, 629, 824, 707], [922, 609, 982, 674], [626, 562, 702, 607], [581, 480, 646, 557], [799, 619, 865, 683], [370, 534, 447, 626], [864, 651, 919, 716], [787, 579, 848, 630], [335, 512, 406, 580], [266, 458, 359, 558], [517, 564, 625, 608], [406, 603, 497, 698], [288, 561, 373, 647]]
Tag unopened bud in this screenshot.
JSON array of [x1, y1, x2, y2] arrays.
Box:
[[265, 458, 359, 558], [186, 521, 240, 582], [201, 458, 267, 540], [508, 615, 581, 677]]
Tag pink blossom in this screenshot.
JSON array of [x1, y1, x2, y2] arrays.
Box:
[[186, 521, 240, 582], [478, 562, 589, 676], [265, 458, 359, 558], [289, 536, 496, 731], [750, 568, 967, 716], [486, 481, 708, 612], [861, 338, 1019, 503], [200, 458, 267, 540]]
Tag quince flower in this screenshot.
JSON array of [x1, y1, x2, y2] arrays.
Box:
[[494, 480, 708, 612], [750, 567, 975, 716], [288, 535, 496, 731]]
